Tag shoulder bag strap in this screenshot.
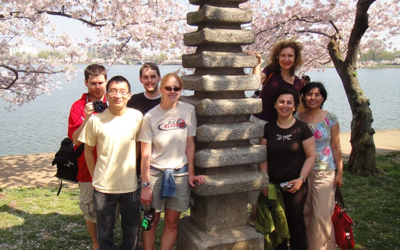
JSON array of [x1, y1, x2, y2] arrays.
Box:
[[74, 143, 85, 159], [260, 72, 274, 97], [57, 181, 63, 196], [335, 186, 345, 209]]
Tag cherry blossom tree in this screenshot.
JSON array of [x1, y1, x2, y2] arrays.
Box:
[[0, 0, 189, 108], [246, 0, 400, 176]]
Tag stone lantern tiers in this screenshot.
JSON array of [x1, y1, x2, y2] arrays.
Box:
[[177, 0, 269, 249]]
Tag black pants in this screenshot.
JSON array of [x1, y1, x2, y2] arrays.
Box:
[[93, 189, 140, 250], [276, 182, 308, 250]]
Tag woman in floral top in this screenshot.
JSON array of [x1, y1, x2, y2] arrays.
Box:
[[296, 82, 343, 250]]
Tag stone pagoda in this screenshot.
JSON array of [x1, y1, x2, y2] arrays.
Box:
[[177, 0, 269, 249]]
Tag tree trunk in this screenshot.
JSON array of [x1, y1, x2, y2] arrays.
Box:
[[325, 0, 380, 176], [328, 36, 378, 176]]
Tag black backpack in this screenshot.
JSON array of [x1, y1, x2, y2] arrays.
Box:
[[52, 138, 84, 195]]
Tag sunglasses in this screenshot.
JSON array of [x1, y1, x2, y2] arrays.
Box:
[[164, 86, 182, 92]]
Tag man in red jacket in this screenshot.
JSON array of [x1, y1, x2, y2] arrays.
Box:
[[68, 64, 107, 250]]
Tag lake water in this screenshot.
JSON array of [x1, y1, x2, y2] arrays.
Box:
[[1, 65, 399, 157]]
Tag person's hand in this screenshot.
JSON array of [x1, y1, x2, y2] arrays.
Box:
[[189, 175, 206, 187], [286, 178, 303, 194], [140, 187, 153, 207], [261, 187, 268, 197], [247, 51, 262, 64], [84, 102, 94, 117], [334, 173, 343, 188]]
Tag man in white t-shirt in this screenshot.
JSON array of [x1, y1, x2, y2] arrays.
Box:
[[79, 75, 143, 250]]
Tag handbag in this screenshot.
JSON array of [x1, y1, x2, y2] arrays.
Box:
[[331, 187, 355, 249]]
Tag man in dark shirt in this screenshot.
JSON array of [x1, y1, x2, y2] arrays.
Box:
[[127, 63, 161, 114], [127, 63, 161, 179]]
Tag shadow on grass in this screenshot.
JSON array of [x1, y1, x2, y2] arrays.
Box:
[[0, 153, 61, 189], [0, 186, 165, 250], [0, 203, 93, 250]]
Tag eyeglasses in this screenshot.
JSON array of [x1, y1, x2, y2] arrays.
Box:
[[108, 89, 130, 97], [164, 86, 182, 92]]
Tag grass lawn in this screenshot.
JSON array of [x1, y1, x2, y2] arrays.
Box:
[[1, 151, 399, 250]]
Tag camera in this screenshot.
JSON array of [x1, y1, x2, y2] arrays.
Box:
[[280, 182, 294, 191], [93, 100, 108, 113]]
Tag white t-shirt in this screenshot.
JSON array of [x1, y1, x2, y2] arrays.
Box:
[[79, 108, 143, 193], [138, 101, 197, 171]]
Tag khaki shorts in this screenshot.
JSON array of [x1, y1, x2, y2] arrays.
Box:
[[144, 172, 191, 213], [79, 182, 96, 223]]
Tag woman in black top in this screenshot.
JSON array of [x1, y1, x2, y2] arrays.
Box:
[[259, 87, 316, 250]]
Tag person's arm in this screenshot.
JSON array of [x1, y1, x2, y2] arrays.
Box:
[[258, 137, 269, 197], [73, 102, 94, 146], [250, 53, 267, 87], [84, 144, 96, 177], [140, 142, 153, 207], [187, 136, 205, 187], [287, 136, 316, 193], [331, 122, 343, 187]]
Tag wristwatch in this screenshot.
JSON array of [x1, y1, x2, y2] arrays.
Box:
[[299, 176, 306, 183], [142, 182, 150, 188]]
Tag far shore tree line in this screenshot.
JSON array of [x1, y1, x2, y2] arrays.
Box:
[[7, 45, 173, 64], [2, 0, 400, 176], [20, 41, 400, 67]]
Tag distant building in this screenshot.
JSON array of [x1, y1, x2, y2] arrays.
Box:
[[8, 43, 39, 56]]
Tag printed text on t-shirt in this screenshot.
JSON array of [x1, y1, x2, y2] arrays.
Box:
[[158, 118, 187, 131]]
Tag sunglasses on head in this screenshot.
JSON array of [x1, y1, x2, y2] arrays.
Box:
[[164, 86, 182, 92]]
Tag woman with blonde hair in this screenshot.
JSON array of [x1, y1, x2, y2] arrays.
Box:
[[139, 73, 205, 250], [252, 39, 304, 123]]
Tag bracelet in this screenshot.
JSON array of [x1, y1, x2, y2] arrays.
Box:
[[299, 176, 306, 183]]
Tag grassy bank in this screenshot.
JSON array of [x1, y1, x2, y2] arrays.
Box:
[[1, 152, 399, 250]]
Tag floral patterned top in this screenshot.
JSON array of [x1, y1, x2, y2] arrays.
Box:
[[295, 112, 338, 170]]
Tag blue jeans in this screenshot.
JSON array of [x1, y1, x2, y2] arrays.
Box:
[[93, 189, 140, 250]]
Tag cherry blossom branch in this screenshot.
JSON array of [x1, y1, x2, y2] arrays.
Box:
[[0, 11, 106, 27], [118, 36, 132, 52], [37, 10, 107, 27], [0, 64, 63, 90], [296, 29, 332, 39]]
